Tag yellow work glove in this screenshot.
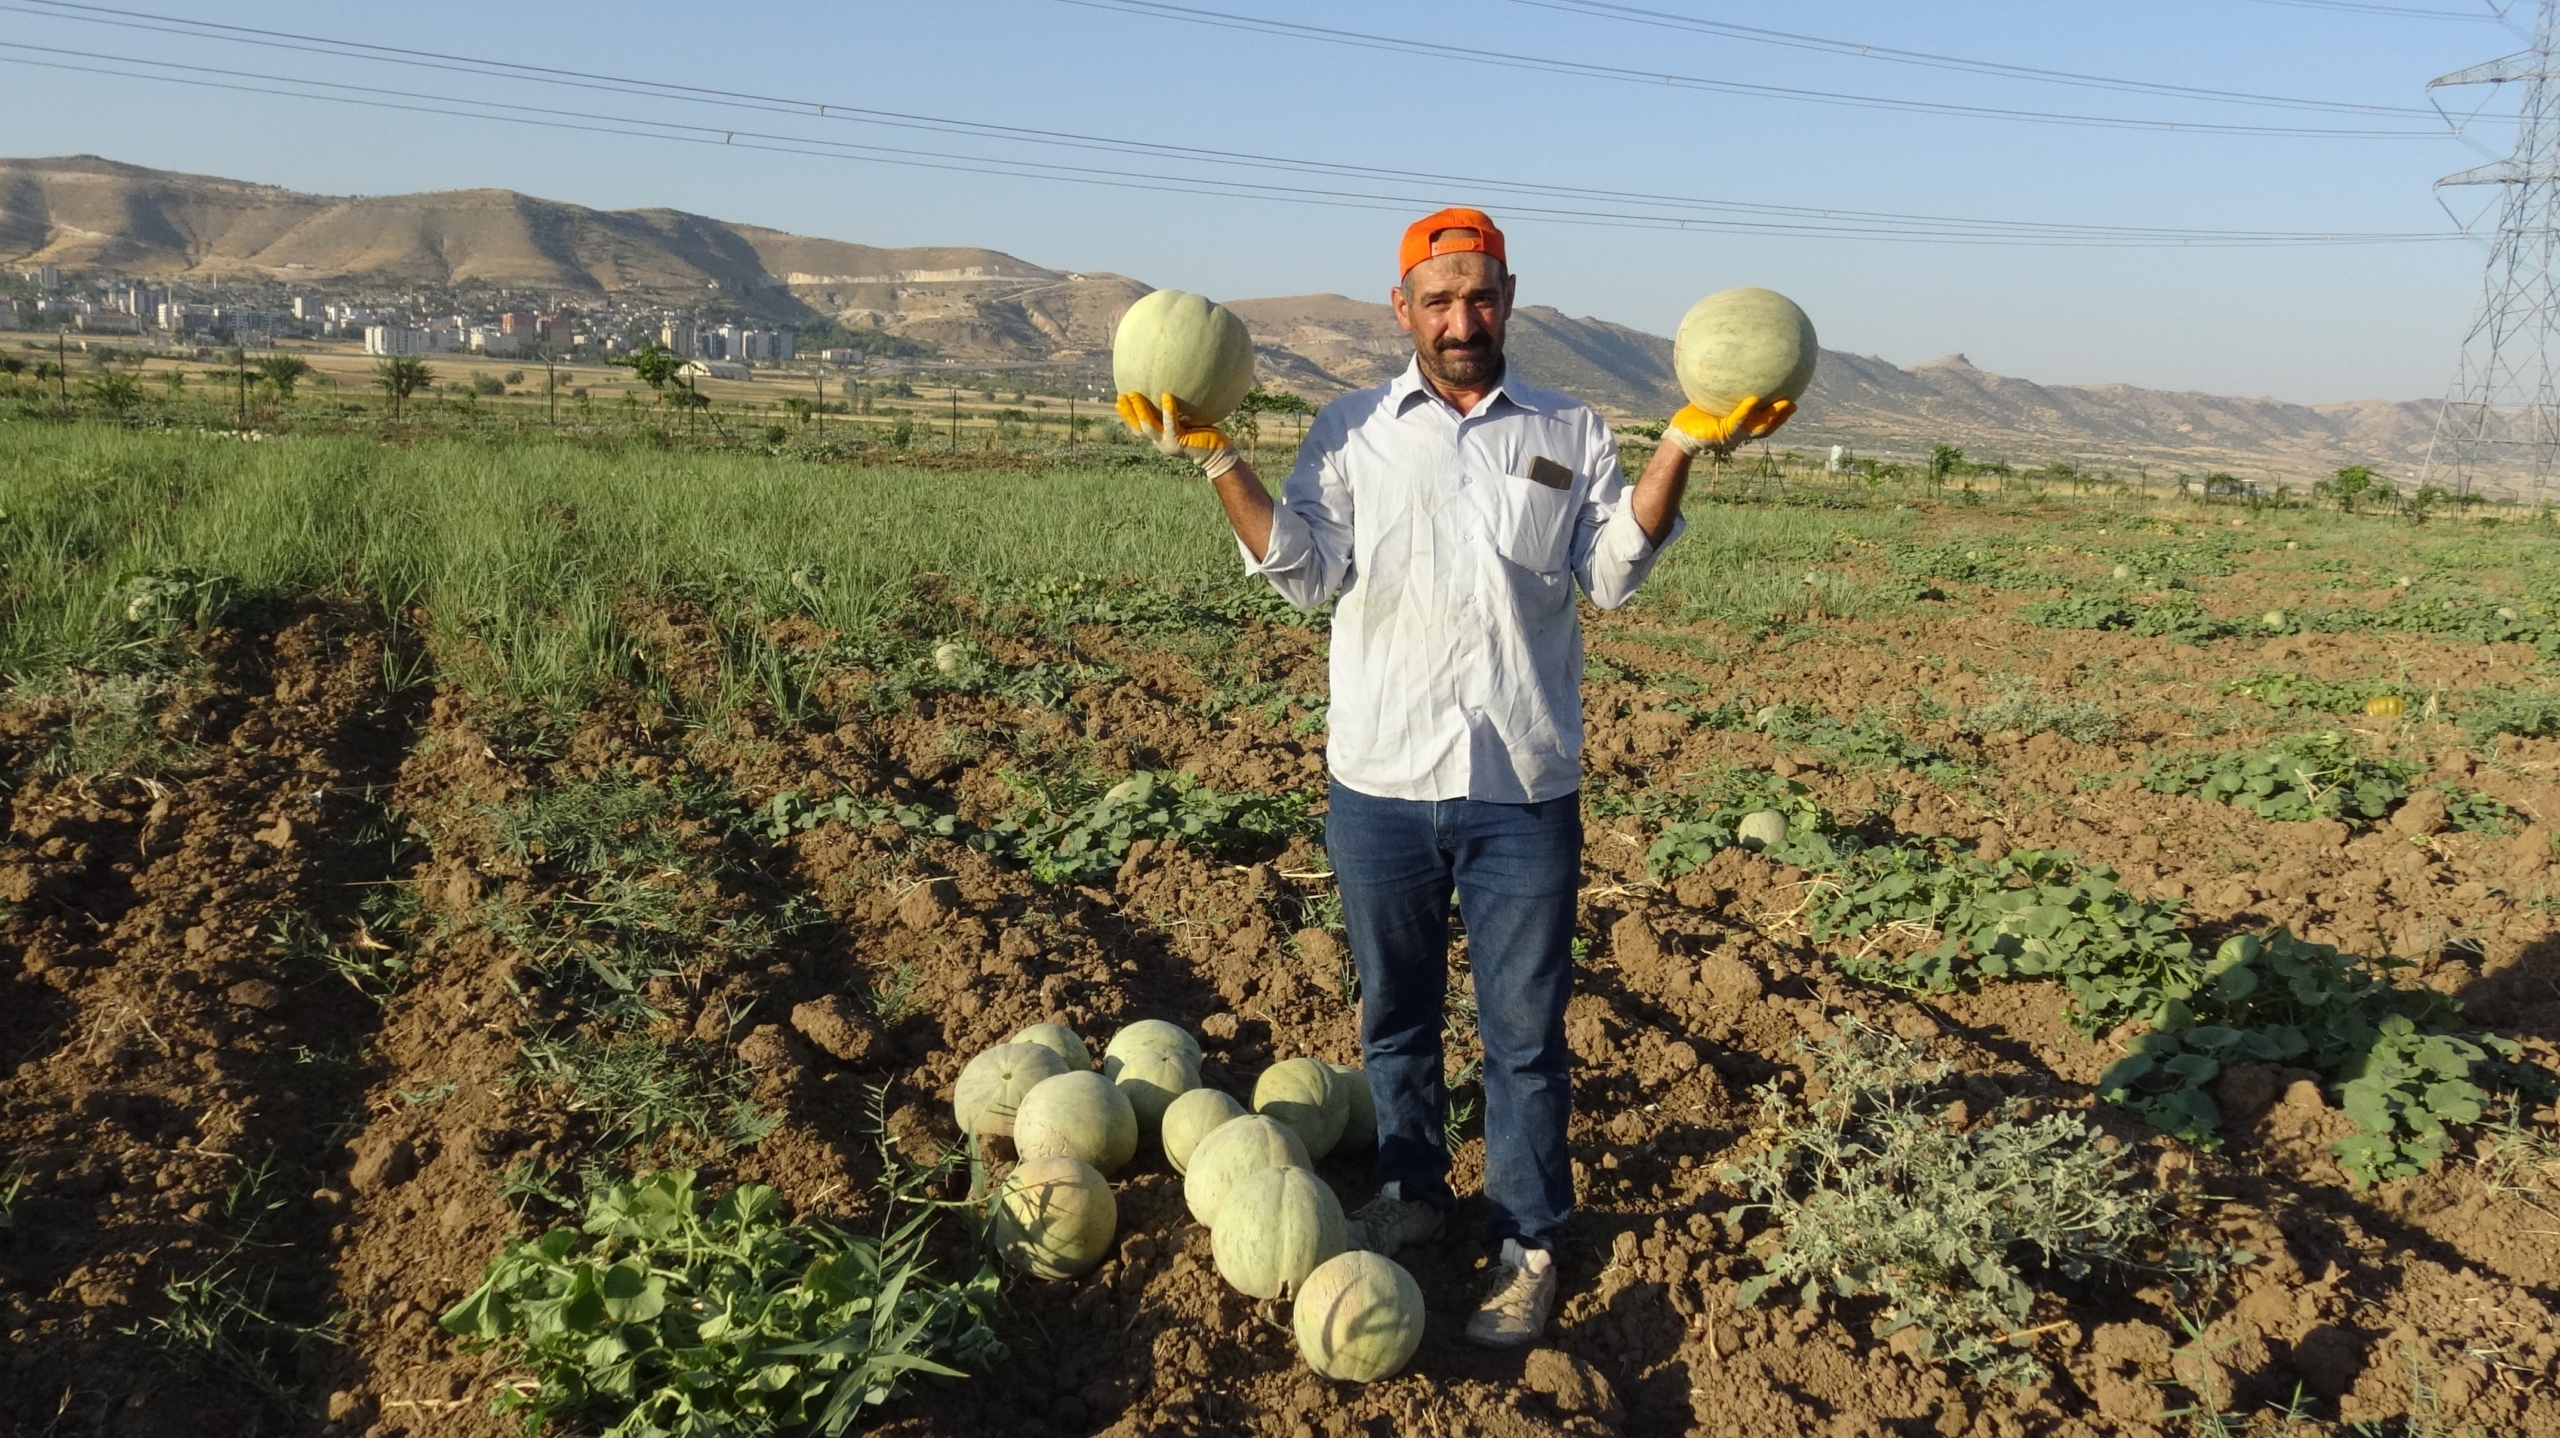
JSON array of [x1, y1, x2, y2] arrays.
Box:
[[1117, 391, 1239, 479], [1664, 394, 1797, 459]]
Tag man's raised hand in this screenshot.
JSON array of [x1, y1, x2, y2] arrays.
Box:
[[1663, 393, 1797, 459], [1116, 391, 1240, 479]]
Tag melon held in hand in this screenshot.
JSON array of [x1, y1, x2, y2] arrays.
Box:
[[1294, 1250, 1425, 1382], [991, 1154, 1118, 1279], [1211, 1164, 1347, 1299], [1673, 287, 1818, 418], [1112, 290, 1256, 427], [1012, 1070, 1139, 1176]]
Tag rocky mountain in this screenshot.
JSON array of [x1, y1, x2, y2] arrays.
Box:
[[2, 155, 2439, 482]]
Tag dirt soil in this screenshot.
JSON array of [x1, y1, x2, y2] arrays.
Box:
[[5, 518, 2560, 1438]]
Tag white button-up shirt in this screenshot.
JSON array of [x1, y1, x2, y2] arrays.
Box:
[[1243, 357, 1684, 804]]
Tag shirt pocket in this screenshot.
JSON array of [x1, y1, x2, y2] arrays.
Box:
[[1482, 467, 1576, 574]]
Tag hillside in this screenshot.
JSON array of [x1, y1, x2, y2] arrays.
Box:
[[2, 154, 2439, 481]]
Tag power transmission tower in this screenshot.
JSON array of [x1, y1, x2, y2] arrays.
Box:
[[2423, 0, 2560, 504]]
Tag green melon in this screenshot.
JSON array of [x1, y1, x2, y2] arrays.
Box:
[[1104, 1043, 1199, 1135], [1293, 1250, 1425, 1382], [1183, 1113, 1309, 1226], [1012, 1070, 1139, 1176], [1254, 1057, 1349, 1160], [1672, 287, 1818, 418], [1104, 1019, 1202, 1070], [1736, 809, 1790, 851], [953, 1042, 1068, 1140], [991, 1154, 1117, 1280], [1012, 1022, 1093, 1072], [1160, 1087, 1246, 1173], [1326, 1062, 1377, 1152], [1210, 1164, 1347, 1299], [1111, 290, 1256, 427]]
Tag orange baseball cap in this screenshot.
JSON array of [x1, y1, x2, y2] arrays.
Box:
[[1399, 207, 1507, 278]]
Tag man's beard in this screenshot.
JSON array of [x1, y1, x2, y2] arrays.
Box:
[[1419, 334, 1503, 389]]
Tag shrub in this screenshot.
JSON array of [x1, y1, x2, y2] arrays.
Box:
[[1646, 768, 1838, 879], [1959, 676, 2119, 744], [1721, 1022, 2172, 1387]]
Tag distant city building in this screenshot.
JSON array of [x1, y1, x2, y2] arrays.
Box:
[[75, 311, 140, 334], [535, 313, 572, 348], [499, 311, 536, 338], [661, 319, 696, 357], [157, 302, 216, 333], [364, 324, 436, 357], [30, 264, 59, 292], [820, 347, 859, 365], [468, 326, 522, 356]]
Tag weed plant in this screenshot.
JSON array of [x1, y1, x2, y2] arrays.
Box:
[[122, 1155, 342, 1415], [1642, 768, 1840, 877], [2456, 687, 2560, 746], [518, 1031, 780, 1159], [2222, 671, 2406, 716], [1960, 676, 2121, 744], [2142, 733, 2419, 826], [1751, 703, 1954, 776], [442, 1157, 1001, 1437], [1722, 1022, 2171, 1387]]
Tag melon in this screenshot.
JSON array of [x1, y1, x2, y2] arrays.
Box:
[[953, 1042, 1068, 1140], [2262, 611, 2288, 630], [1326, 1063, 1377, 1152], [1293, 1250, 1426, 1382], [1183, 1113, 1309, 1226], [1104, 1018, 1202, 1070], [1105, 1043, 1199, 1135], [1012, 1070, 1139, 1176], [990, 1154, 1117, 1279], [1254, 1057, 1349, 1159], [1735, 809, 1790, 852], [1013, 1022, 1092, 1072], [1111, 290, 1256, 427], [1161, 1087, 1246, 1173], [1672, 287, 1818, 418], [1210, 1164, 1347, 1299]]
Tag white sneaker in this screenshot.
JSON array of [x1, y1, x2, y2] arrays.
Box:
[[1345, 1181, 1446, 1258], [1464, 1238, 1558, 1348]]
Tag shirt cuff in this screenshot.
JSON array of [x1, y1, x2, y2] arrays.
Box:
[[1241, 502, 1316, 577]]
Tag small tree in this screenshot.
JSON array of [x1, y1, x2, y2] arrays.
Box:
[[374, 357, 433, 421], [1231, 385, 1317, 462], [1929, 443, 1964, 491], [612, 342, 685, 429], [81, 370, 143, 419], [2315, 465, 2384, 514], [256, 354, 311, 399]]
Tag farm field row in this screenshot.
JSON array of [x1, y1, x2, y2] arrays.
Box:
[[1, 423, 2556, 1438]]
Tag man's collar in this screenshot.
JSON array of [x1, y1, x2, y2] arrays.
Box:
[[1392, 355, 1528, 419]]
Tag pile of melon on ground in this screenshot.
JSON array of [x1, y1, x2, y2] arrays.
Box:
[[959, 1018, 1418, 1383]]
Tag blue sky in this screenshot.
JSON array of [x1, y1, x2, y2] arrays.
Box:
[[0, 0, 2534, 402]]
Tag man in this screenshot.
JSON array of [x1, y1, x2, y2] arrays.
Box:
[[1118, 208, 1793, 1346]]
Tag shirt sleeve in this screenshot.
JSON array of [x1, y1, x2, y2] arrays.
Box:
[[1571, 411, 1683, 611], [1241, 409, 1356, 611]]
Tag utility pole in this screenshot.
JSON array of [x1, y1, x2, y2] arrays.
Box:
[[546, 352, 558, 427], [235, 346, 247, 429], [949, 389, 958, 452], [54, 329, 66, 404], [814, 365, 825, 438], [2423, 0, 2560, 505]]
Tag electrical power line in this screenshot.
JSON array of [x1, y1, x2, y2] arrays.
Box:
[[0, 45, 2460, 249], [0, 10, 2468, 248], [1053, 0, 2448, 137], [2240, 0, 2510, 20], [1506, 0, 2443, 117]]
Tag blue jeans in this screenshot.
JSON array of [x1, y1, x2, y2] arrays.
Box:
[[1325, 778, 1580, 1250]]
